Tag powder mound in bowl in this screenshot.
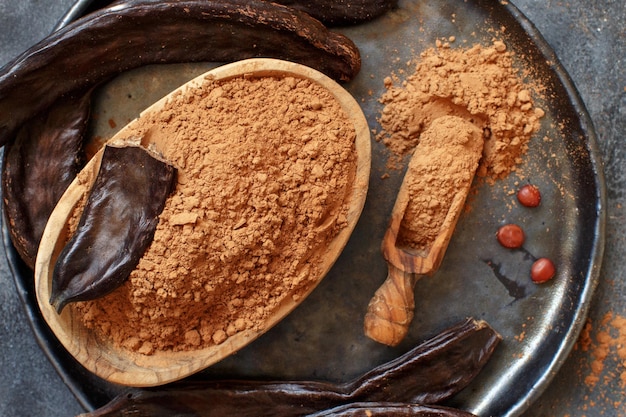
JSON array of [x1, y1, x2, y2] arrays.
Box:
[[73, 74, 359, 354]]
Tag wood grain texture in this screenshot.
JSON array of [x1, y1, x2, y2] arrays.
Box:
[[364, 124, 481, 346]]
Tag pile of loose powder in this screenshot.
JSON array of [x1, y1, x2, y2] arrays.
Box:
[[74, 74, 357, 354], [377, 39, 545, 180]]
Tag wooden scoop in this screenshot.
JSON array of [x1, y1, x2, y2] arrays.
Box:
[[34, 58, 371, 387], [364, 116, 484, 346]]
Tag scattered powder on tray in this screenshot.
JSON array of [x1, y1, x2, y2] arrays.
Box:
[[73, 74, 357, 354], [376, 39, 545, 180]]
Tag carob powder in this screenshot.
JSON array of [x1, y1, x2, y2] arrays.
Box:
[[74, 74, 357, 354], [377, 39, 545, 180], [396, 115, 484, 253]]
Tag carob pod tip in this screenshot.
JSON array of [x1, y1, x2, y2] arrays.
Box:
[[271, 0, 399, 25]]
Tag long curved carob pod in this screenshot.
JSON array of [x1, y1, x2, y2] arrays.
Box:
[[50, 143, 177, 313], [0, 0, 361, 147], [78, 319, 499, 417], [2, 90, 92, 270]]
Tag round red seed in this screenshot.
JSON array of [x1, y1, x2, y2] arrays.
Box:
[[531, 258, 556, 283], [517, 184, 541, 207], [496, 224, 525, 249]]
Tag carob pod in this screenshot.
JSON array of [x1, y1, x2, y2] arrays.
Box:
[[307, 402, 476, 416], [344, 318, 500, 404], [99, 0, 398, 26], [78, 319, 499, 417], [50, 143, 177, 313], [2, 90, 92, 270], [0, 0, 361, 147]]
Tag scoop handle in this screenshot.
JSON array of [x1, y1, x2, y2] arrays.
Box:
[[364, 263, 419, 346]]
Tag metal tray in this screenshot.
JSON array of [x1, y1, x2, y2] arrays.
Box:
[[2, 0, 605, 416]]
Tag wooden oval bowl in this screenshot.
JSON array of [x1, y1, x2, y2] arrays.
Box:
[[34, 58, 371, 387]]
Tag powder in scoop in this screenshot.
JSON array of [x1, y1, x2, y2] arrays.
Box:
[[397, 115, 484, 253]]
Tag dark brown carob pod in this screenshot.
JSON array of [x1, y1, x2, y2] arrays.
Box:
[[0, 0, 361, 146], [2, 90, 92, 270], [78, 319, 499, 417], [50, 143, 176, 313]]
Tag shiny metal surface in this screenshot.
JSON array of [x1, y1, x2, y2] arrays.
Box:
[[0, 1, 610, 416]]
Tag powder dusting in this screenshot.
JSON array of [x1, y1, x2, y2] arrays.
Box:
[[73, 74, 357, 353], [376, 39, 544, 180], [571, 312, 626, 416]]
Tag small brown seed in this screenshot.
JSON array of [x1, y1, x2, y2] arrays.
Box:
[[531, 258, 556, 283], [496, 224, 525, 249], [517, 184, 541, 207]]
